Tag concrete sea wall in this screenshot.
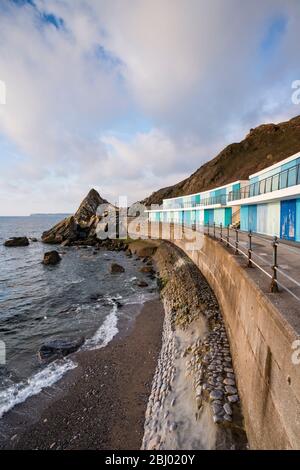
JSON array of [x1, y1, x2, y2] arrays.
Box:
[[167, 226, 300, 449], [130, 241, 247, 450]]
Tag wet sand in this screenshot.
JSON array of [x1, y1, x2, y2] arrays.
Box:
[[0, 299, 164, 450]]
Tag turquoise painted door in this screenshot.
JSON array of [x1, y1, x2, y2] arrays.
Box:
[[240, 206, 249, 231], [280, 200, 296, 241], [204, 209, 214, 225], [224, 208, 232, 226]]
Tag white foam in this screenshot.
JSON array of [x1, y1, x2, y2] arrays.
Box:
[[68, 278, 84, 285], [0, 291, 156, 419], [123, 291, 157, 305], [83, 298, 119, 350], [0, 358, 76, 419], [0, 299, 120, 418]]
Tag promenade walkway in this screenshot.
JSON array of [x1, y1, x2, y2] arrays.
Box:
[[143, 221, 300, 333]]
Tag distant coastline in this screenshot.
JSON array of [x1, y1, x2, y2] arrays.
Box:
[[29, 213, 71, 217], [0, 214, 71, 218]]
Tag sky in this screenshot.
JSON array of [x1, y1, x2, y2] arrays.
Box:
[[0, 0, 300, 215]]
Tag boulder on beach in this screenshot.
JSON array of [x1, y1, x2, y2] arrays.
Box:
[[130, 245, 157, 258], [38, 337, 85, 362], [4, 237, 29, 247], [110, 263, 125, 273], [42, 250, 61, 265], [30, 237, 38, 242]]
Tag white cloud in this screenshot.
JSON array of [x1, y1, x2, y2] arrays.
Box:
[[0, 0, 300, 215]]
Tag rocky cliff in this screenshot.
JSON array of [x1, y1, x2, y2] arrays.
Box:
[[41, 189, 109, 245], [142, 115, 300, 206]]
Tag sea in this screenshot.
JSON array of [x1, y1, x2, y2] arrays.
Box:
[[0, 215, 157, 420]]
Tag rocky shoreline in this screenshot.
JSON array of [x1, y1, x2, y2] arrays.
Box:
[[1, 196, 248, 450], [140, 241, 248, 450]]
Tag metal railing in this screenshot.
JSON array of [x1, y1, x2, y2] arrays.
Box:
[[228, 161, 300, 202], [147, 220, 300, 303], [162, 194, 228, 210], [203, 222, 300, 301], [148, 161, 300, 214]]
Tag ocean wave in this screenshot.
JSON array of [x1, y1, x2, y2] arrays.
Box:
[[83, 297, 119, 350], [0, 359, 76, 419], [0, 261, 157, 419], [0, 299, 120, 418]]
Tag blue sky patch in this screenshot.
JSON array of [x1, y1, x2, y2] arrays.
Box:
[[260, 14, 287, 57], [9, 0, 65, 30]]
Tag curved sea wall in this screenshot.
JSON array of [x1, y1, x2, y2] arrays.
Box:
[[129, 240, 247, 450], [165, 226, 300, 450]]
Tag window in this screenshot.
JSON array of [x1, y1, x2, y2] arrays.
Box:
[[287, 166, 297, 187], [242, 186, 250, 199], [272, 174, 279, 191], [259, 179, 266, 195], [280, 170, 288, 189], [265, 177, 272, 193]]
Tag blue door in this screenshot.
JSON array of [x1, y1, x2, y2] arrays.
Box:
[[248, 205, 257, 232], [280, 200, 296, 241], [240, 206, 249, 231]]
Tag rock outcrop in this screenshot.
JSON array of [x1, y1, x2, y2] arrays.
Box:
[[4, 237, 29, 247], [42, 250, 61, 265], [110, 263, 125, 273], [74, 188, 104, 223], [41, 189, 110, 245]]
